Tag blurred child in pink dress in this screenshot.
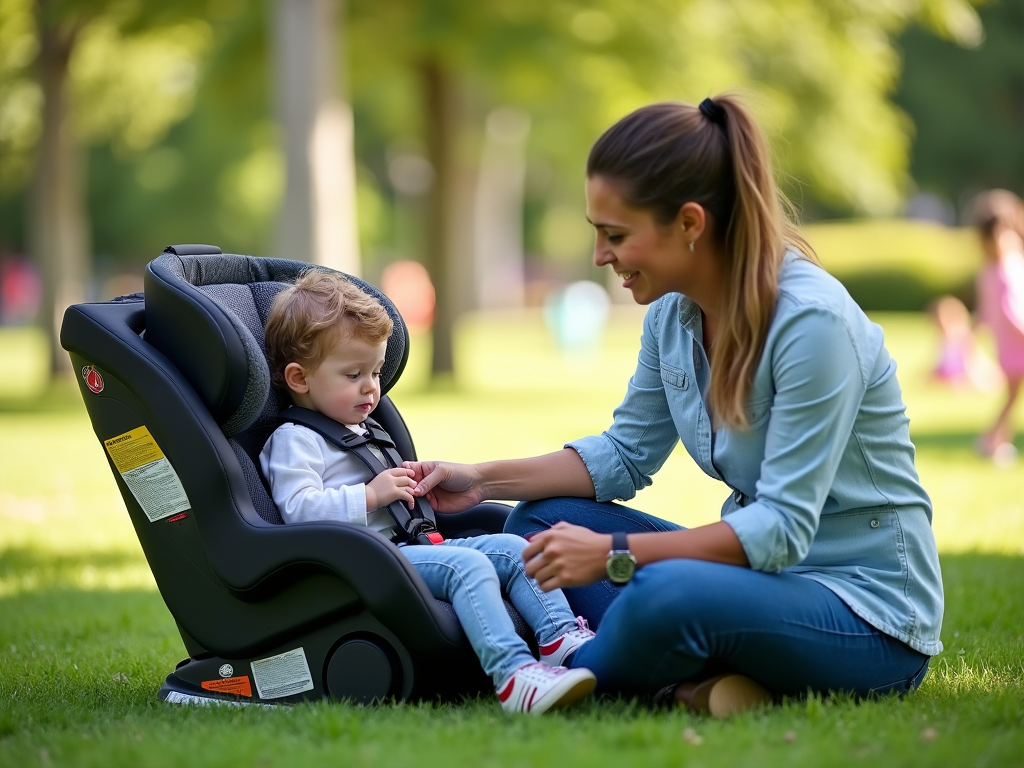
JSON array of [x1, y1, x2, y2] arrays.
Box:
[[973, 189, 1024, 464], [928, 295, 1001, 391]]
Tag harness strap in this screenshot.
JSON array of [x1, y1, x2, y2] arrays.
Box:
[[280, 406, 440, 545]]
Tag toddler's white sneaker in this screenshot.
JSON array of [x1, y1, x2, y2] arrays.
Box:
[[497, 662, 596, 715], [538, 616, 596, 667]]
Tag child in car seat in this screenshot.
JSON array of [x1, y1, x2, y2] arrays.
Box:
[[260, 270, 596, 714]]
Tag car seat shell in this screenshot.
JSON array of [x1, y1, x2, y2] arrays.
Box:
[[60, 247, 527, 705]]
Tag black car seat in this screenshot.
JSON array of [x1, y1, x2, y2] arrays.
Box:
[[60, 245, 529, 706]]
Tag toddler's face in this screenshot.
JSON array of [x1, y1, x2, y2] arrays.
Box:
[[297, 334, 388, 425]]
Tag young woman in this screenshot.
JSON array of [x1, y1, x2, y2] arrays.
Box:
[[404, 95, 943, 717]]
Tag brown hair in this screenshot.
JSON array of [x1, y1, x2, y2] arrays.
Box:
[[971, 189, 1024, 241], [586, 95, 816, 429], [264, 270, 393, 390]]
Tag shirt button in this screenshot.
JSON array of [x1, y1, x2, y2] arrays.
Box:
[[870, 519, 880, 528]]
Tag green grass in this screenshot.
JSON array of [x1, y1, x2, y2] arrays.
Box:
[[2, 312, 1023, 768]]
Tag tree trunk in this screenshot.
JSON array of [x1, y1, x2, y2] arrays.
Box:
[[420, 57, 457, 379], [30, 2, 89, 376], [272, 0, 360, 276], [474, 107, 530, 309]]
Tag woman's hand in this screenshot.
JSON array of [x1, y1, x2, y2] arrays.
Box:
[[522, 522, 611, 591], [401, 460, 487, 513]]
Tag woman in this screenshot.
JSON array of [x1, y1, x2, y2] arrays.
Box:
[[405, 95, 943, 717]]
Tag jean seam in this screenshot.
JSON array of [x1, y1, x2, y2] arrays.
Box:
[[559, 500, 673, 533], [490, 551, 571, 643], [414, 557, 532, 682]]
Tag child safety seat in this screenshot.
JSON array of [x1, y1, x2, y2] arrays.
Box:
[[60, 245, 529, 706]]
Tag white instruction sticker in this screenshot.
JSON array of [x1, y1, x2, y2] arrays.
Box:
[[250, 647, 314, 700], [163, 691, 269, 708], [103, 427, 190, 522]]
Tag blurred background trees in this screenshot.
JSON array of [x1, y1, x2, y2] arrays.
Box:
[[0, 0, 1019, 381]]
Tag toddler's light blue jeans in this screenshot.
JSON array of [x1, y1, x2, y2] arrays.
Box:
[[400, 533, 578, 686]]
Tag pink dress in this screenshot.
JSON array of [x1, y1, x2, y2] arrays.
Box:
[[977, 251, 1024, 377]]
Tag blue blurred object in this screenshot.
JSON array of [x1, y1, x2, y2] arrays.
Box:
[[544, 280, 611, 356]]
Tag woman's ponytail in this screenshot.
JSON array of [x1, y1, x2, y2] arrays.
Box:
[[588, 94, 816, 429], [708, 96, 816, 428]]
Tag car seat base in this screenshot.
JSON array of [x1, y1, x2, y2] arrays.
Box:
[[159, 667, 274, 707]]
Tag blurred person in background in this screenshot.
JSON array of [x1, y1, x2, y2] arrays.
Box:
[[927, 294, 1001, 392], [972, 189, 1024, 465], [404, 95, 942, 717], [0, 256, 42, 325]]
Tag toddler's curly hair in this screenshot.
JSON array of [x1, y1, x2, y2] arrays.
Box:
[[264, 270, 393, 390]]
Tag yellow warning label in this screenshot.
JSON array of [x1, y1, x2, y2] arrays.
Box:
[[104, 426, 165, 473]]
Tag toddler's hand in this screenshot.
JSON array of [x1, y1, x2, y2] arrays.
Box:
[[365, 468, 417, 511]]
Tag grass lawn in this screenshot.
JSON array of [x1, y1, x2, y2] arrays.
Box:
[[1, 311, 1023, 768]]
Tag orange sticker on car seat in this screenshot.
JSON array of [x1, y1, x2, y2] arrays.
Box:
[[201, 676, 253, 697]]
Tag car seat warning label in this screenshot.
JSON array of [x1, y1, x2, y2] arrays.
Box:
[[103, 427, 190, 522], [250, 648, 314, 700], [201, 676, 253, 697]]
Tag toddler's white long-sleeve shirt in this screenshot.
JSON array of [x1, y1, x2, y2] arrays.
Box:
[[259, 422, 397, 537]]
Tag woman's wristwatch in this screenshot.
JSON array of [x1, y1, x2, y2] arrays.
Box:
[[606, 532, 637, 584]]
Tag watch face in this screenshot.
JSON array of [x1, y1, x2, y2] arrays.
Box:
[[606, 553, 636, 584]]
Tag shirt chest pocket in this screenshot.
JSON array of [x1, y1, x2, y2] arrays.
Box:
[[746, 395, 771, 429], [661, 363, 688, 390]]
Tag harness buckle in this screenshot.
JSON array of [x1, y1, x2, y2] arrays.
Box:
[[407, 519, 444, 546]]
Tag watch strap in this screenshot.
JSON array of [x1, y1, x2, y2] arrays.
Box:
[[612, 531, 628, 552]]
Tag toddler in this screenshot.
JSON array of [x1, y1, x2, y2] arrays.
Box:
[[260, 270, 596, 713]]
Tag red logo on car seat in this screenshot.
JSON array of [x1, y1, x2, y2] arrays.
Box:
[[82, 365, 104, 394]]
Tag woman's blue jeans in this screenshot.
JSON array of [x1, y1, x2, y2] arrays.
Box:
[[400, 533, 578, 686], [505, 498, 931, 698]]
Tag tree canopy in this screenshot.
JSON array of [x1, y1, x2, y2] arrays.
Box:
[[896, 0, 1024, 216], [0, 0, 993, 271]]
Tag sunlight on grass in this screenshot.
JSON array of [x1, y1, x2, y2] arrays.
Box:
[[0, 327, 49, 398], [929, 655, 1024, 696], [1, 308, 1023, 766], [0, 561, 156, 598], [1, 309, 1021, 576]]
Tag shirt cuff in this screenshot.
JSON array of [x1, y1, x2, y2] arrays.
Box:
[[721, 502, 790, 573], [344, 483, 369, 525], [566, 435, 637, 502]]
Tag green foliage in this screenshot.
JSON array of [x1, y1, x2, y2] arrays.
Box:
[[83, 4, 276, 262], [0, 0, 215, 192], [0, 0, 999, 270], [896, 0, 1024, 210]]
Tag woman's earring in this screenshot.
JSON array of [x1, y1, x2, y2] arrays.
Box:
[[688, 240, 695, 253]]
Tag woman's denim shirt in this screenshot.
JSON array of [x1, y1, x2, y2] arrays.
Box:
[[569, 254, 944, 655]]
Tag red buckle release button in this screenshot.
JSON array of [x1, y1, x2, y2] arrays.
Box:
[[426, 532, 444, 545]]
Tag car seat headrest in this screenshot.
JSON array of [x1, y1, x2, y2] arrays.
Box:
[[144, 249, 409, 437]]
